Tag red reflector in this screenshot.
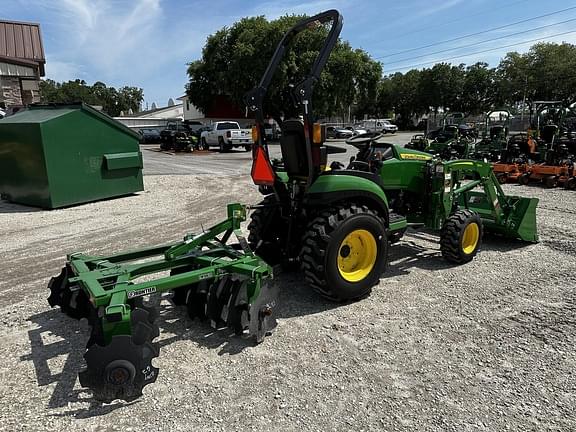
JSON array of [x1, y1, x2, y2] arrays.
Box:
[[251, 145, 275, 186]]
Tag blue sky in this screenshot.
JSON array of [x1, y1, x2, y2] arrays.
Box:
[[2, 0, 576, 108]]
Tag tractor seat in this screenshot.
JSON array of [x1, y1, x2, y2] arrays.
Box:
[[280, 119, 309, 177], [490, 125, 507, 139]]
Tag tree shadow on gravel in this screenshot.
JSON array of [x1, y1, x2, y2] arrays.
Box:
[[20, 310, 135, 417]]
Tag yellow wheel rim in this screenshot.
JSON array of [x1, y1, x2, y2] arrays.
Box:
[[461, 223, 480, 255], [337, 229, 377, 282]]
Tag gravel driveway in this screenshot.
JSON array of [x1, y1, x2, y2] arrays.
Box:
[[0, 172, 574, 431]]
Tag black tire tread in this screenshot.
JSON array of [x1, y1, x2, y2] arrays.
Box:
[[440, 209, 482, 264], [300, 204, 383, 302]]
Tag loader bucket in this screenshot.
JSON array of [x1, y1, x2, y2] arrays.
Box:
[[502, 196, 539, 242], [468, 194, 539, 243]]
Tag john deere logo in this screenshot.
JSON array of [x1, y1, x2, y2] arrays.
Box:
[[400, 153, 431, 160]]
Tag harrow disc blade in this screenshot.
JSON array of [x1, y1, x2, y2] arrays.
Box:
[[206, 277, 235, 329], [185, 280, 209, 320], [48, 265, 91, 320], [47, 266, 68, 307], [248, 280, 279, 343], [80, 308, 159, 403], [131, 308, 160, 346], [225, 279, 249, 336], [79, 335, 159, 403]]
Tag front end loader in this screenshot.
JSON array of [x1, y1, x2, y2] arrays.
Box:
[[245, 10, 539, 302]]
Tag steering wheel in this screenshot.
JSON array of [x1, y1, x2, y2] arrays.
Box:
[[345, 132, 383, 145], [348, 160, 370, 171]]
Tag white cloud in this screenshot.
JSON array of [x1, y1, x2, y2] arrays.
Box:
[[20, 0, 211, 102], [44, 59, 84, 81]]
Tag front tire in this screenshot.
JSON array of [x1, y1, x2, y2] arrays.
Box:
[[301, 204, 388, 301], [440, 209, 482, 264]]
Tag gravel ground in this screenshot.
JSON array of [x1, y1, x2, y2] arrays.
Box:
[[0, 174, 575, 431]]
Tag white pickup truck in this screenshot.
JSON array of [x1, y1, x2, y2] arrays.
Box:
[[200, 121, 252, 152]]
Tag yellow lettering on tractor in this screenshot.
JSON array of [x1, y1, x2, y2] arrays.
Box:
[[399, 153, 432, 160]]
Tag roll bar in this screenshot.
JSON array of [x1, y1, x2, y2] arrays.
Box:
[[244, 9, 343, 125]]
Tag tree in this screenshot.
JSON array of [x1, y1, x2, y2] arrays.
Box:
[[39, 80, 144, 116], [186, 14, 382, 124], [459, 62, 494, 114]]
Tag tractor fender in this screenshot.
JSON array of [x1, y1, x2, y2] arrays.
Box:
[[305, 172, 389, 224]]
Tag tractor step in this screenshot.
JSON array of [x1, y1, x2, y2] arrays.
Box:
[[47, 203, 276, 402]]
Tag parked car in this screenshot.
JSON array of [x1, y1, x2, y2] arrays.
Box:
[[362, 119, 398, 134], [345, 126, 368, 136], [200, 121, 252, 152], [326, 126, 354, 139], [138, 128, 162, 144]]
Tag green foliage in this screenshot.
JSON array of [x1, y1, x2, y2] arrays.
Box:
[[186, 14, 381, 123], [187, 12, 576, 127], [39, 79, 144, 117]]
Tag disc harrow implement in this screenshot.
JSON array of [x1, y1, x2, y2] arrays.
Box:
[[47, 203, 276, 402]]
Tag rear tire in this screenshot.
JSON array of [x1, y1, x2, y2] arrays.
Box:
[[247, 195, 287, 265], [565, 177, 576, 190], [543, 175, 558, 188], [301, 204, 388, 302], [440, 209, 482, 264], [518, 173, 530, 185]]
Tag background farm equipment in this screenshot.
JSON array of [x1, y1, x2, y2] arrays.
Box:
[[419, 113, 476, 159], [516, 102, 576, 188], [471, 110, 511, 162], [404, 133, 428, 151], [160, 121, 199, 152], [48, 204, 276, 402]]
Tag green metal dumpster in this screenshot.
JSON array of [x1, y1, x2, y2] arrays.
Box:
[[0, 103, 144, 209]]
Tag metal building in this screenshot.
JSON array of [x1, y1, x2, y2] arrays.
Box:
[[0, 20, 45, 108]]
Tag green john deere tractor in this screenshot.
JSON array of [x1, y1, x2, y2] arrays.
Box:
[[245, 9, 538, 302]]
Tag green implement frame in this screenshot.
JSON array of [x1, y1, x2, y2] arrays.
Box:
[[48, 203, 276, 402]]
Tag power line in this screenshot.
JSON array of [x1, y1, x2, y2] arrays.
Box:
[[387, 0, 530, 42], [377, 5, 576, 59], [384, 17, 576, 66], [382, 30, 576, 74]]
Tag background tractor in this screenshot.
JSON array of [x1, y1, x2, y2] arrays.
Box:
[[409, 112, 476, 159], [471, 110, 511, 162], [245, 10, 538, 302]]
